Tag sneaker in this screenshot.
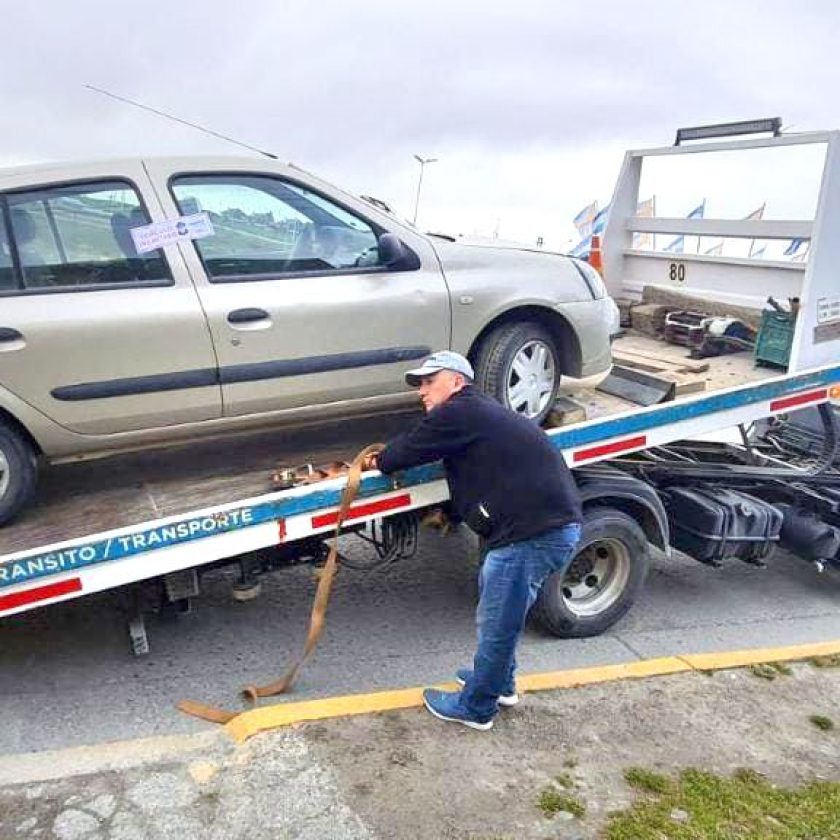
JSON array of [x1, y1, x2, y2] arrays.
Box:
[[455, 668, 519, 707], [422, 689, 493, 731]]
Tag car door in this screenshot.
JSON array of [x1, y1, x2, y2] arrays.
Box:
[[0, 163, 221, 435], [145, 161, 450, 417]]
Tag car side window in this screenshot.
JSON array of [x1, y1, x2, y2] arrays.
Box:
[[2, 181, 172, 292], [170, 174, 382, 281]]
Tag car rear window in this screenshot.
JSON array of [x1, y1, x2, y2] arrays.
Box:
[[1, 180, 172, 293]]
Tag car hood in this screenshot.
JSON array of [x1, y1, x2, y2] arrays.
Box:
[[424, 234, 593, 304]]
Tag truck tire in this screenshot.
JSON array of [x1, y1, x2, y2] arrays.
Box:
[[0, 421, 38, 527], [531, 507, 650, 637], [474, 321, 561, 425]]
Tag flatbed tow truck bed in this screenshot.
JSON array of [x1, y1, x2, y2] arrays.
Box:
[[0, 334, 767, 557], [3, 123, 840, 650], [0, 412, 419, 556]]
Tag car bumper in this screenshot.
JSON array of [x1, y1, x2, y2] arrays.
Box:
[[555, 297, 618, 379]]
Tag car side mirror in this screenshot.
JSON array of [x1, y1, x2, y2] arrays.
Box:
[[377, 232, 410, 269]]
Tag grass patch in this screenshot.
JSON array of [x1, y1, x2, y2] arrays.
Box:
[[624, 767, 671, 794], [732, 767, 766, 786], [554, 772, 575, 789], [769, 661, 793, 676], [810, 654, 840, 668], [562, 756, 578, 768], [809, 714, 835, 732], [606, 767, 840, 839], [749, 663, 779, 680], [537, 786, 585, 819]]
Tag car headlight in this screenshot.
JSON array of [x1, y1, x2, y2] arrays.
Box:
[[571, 258, 608, 300]]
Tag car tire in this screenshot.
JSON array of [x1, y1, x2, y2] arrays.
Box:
[[531, 507, 650, 637], [474, 321, 562, 425], [0, 421, 38, 527]]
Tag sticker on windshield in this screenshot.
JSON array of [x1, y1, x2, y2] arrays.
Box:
[[130, 213, 215, 254]]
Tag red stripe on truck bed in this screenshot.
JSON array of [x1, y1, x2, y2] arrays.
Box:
[[311, 493, 413, 529], [0, 577, 82, 613], [572, 434, 648, 463], [769, 388, 827, 412]]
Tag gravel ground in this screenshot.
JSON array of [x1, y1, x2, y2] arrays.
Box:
[[2, 660, 839, 839]]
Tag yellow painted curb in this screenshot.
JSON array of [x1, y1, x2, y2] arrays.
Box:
[[518, 656, 690, 692], [680, 639, 840, 671], [224, 639, 840, 743], [226, 684, 453, 743]]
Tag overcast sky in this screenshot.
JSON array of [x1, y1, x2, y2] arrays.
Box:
[[1, 0, 838, 248]]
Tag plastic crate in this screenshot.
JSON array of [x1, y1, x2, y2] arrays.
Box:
[[754, 310, 795, 368]]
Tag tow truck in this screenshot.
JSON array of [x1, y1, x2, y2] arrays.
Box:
[[2, 119, 839, 654]]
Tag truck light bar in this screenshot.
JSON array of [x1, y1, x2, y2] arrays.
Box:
[[674, 118, 782, 146]]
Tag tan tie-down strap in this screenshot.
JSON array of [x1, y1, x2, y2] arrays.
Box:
[[177, 443, 385, 725]]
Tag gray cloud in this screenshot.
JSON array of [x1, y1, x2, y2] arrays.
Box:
[[1, 0, 838, 237]]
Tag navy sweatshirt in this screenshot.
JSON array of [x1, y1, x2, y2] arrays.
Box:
[[377, 386, 582, 549]]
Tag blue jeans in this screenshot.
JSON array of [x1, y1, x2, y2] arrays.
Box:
[[461, 523, 582, 721]]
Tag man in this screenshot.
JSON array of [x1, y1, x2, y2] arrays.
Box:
[[364, 351, 582, 730]]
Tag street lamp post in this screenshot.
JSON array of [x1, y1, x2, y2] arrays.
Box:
[[412, 154, 438, 226]]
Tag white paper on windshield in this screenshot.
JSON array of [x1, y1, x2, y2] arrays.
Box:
[[130, 213, 215, 254]]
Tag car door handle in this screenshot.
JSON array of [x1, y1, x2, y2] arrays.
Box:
[[0, 328, 23, 343], [227, 308, 270, 325]]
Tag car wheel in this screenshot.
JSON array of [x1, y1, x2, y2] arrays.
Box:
[[0, 421, 38, 527], [531, 507, 650, 637], [474, 321, 561, 424]]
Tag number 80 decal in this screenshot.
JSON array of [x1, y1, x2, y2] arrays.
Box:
[[669, 262, 686, 284]]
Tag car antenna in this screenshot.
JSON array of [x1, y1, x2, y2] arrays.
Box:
[[84, 84, 279, 160]]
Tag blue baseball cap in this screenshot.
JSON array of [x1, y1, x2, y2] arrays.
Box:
[[405, 351, 475, 386]]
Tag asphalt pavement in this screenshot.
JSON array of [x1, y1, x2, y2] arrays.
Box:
[[2, 522, 839, 756]]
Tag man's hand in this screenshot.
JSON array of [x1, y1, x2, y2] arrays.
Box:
[[361, 452, 379, 471], [421, 507, 453, 535]]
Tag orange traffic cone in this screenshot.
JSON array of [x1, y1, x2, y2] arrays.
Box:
[[588, 234, 604, 275]]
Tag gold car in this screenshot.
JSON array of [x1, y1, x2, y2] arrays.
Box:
[[0, 156, 617, 524]]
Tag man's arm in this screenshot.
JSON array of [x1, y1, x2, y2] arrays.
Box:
[[375, 401, 477, 474]]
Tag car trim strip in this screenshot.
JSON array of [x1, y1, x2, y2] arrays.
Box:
[[51, 369, 219, 401], [50, 346, 431, 401], [217, 346, 430, 385]]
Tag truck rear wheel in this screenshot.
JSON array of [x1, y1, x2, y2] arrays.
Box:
[[0, 421, 38, 526], [531, 507, 650, 637]]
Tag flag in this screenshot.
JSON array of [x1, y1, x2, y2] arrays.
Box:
[[792, 242, 811, 262], [664, 201, 703, 254], [663, 236, 684, 254], [570, 235, 592, 258], [784, 237, 806, 256], [744, 203, 766, 257], [743, 204, 766, 222], [633, 196, 656, 250], [592, 204, 611, 235], [688, 199, 706, 253], [704, 240, 724, 256], [573, 201, 598, 238], [687, 200, 706, 220]]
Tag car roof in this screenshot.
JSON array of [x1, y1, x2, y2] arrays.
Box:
[[0, 154, 302, 180]]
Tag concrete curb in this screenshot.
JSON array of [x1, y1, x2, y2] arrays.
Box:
[[224, 639, 840, 742], [0, 731, 227, 787]]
